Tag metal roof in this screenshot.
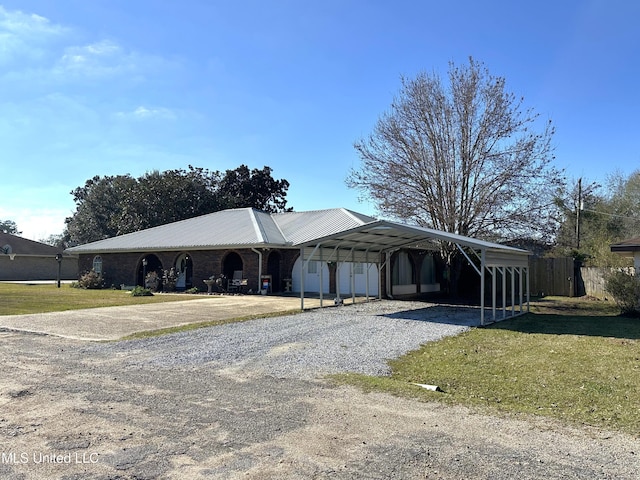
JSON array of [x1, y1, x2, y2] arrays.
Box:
[[297, 219, 530, 266], [66, 207, 375, 254], [66, 208, 289, 253], [272, 208, 376, 245], [66, 207, 530, 266]]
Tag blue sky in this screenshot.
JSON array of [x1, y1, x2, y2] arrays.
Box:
[[1, 1, 639, 240]]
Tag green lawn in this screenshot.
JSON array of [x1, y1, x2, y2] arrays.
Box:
[[334, 297, 640, 436], [0, 283, 203, 315]]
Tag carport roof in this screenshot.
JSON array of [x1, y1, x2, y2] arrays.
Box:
[[297, 219, 530, 266]]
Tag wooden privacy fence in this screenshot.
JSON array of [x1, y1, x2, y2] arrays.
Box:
[[529, 257, 575, 297], [529, 258, 632, 298], [580, 267, 608, 298], [579, 266, 634, 298]]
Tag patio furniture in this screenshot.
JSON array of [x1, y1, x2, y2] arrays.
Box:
[[228, 270, 247, 293]]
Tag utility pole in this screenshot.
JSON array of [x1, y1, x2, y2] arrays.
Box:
[[576, 177, 582, 249]]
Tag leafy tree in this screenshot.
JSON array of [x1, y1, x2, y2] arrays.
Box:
[[65, 165, 291, 244], [607, 170, 640, 238], [0, 220, 21, 235], [551, 171, 640, 267], [66, 174, 138, 243], [217, 165, 291, 213], [347, 58, 563, 290], [40, 233, 67, 249], [115, 167, 222, 233]]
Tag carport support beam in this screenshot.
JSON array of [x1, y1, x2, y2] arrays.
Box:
[[365, 249, 370, 301], [319, 247, 324, 307], [502, 266, 506, 320], [350, 247, 356, 305], [480, 249, 486, 326], [300, 247, 305, 310]]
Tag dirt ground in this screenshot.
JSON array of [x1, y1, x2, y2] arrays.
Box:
[[0, 300, 639, 479]]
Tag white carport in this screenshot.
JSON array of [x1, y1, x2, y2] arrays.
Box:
[[296, 220, 531, 326]]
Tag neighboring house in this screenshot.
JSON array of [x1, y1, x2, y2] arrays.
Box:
[[66, 207, 531, 325], [611, 237, 640, 272], [0, 233, 77, 281]]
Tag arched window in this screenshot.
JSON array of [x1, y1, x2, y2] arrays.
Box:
[[93, 255, 103, 274]]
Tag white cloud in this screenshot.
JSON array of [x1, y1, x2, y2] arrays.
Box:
[[115, 105, 177, 120], [0, 200, 72, 241], [0, 6, 177, 85], [0, 6, 67, 64], [0, 6, 65, 36], [55, 39, 132, 78], [51, 38, 177, 82]]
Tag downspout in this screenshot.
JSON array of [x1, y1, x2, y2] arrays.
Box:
[[251, 248, 262, 293]]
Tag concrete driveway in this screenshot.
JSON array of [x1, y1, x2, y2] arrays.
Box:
[[0, 295, 326, 341]]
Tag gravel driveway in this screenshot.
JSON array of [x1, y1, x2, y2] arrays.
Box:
[[0, 300, 638, 479], [87, 300, 476, 379]]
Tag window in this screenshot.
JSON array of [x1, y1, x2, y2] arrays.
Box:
[[353, 263, 364, 275], [308, 261, 318, 274], [392, 252, 413, 285], [420, 255, 436, 284], [93, 255, 103, 274]]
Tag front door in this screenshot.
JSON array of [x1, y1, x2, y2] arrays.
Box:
[[175, 253, 192, 290]]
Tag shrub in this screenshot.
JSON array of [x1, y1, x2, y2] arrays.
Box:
[[604, 270, 640, 315], [74, 270, 105, 289], [145, 271, 160, 291], [130, 286, 154, 297], [185, 287, 200, 294], [162, 268, 178, 292]]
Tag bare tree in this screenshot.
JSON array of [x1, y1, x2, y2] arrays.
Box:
[[348, 58, 564, 280]]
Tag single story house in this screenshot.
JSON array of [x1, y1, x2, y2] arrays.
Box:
[[611, 237, 640, 272], [66, 207, 531, 325], [0, 233, 77, 281]]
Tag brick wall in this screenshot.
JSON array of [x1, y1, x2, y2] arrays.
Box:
[[77, 248, 302, 292]]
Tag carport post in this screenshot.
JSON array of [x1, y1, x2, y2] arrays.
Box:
[[319, 247, 324, 307], [365, 249, 370, 301], [526, 267, 531, 312], [492, 266, 497, 321], [502, 267, 507, 319], [385, 251, 392, 298], [335, 249, 341, 302], [378, 255, 383, 301], [350, 247, 356, 305], [480, 249, 486, 326], [300, 247, 305, 310], [511, 267, 516, 316], [519, 267, 524, 313]]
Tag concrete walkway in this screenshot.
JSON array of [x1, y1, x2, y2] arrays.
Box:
[[0, 295, 334, 341]]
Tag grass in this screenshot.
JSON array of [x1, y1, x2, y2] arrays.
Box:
[[0, 283, 204, 315], [333, 296, 640, 436]]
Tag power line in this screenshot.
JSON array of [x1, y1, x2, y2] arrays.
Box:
[[581, 208, 640, 221]]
